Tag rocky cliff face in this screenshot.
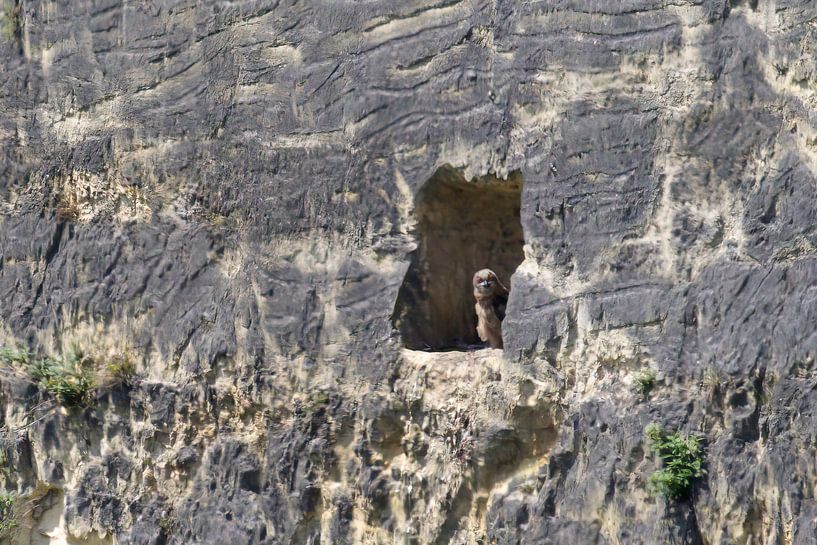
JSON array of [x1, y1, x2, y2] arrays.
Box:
[[1, 0, 816, 544]]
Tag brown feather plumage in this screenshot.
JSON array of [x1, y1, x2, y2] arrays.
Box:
[[473, 269, 509, 349]]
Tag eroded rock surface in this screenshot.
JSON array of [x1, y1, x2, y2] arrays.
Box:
[[1, 0, 817, 543]]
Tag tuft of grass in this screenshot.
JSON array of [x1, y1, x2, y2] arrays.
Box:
[[0, 492, 18, 539], [702, 367, 721, 392], [0, 346, 30, 366], [158, 509, 177, 536], [1, 2, 19, 42], [645, 423, 705, 501], [305, 390, 330, 413], [0, 450, 8, 479], [2, 343, 139, 407], [27, 346, 95, 407], [104, 354, 136, 386], [634, 368, 656, 396]]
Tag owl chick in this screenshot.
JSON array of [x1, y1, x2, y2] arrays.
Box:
[[473, 269, 509, 349]]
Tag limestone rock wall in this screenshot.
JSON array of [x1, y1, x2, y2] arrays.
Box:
[[1, 0, 816, 544]]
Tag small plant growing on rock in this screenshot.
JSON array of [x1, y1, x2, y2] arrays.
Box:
[[1, 2, 20, 42], [634, 369, 656, 396], [0, 346, 30, 366], [645, 423, 705, 500], [103, 354, 136, 386], [305, 390, 330, 413], [28, 346, 95, 407], [2, 343, 139, 407], [158, 508, 177, 537], [0, 492, 18, 539], [702, 367, 722, 392]]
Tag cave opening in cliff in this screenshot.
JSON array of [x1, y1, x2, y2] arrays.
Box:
[[392, 165, 525, 351]]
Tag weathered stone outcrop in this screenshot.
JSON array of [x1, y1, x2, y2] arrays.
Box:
[[1, 0, 816, 543]]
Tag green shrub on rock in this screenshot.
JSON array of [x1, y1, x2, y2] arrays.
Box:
[[0, 492, 18, 539], [0, 346, 30, 366], [1, 3, 20, 42], [103, 354, 136, 386], [27, 347, 95, 407], [2, 342, 141, 408], [634, 369, 657, 396], [645, 423, 705, 500]]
